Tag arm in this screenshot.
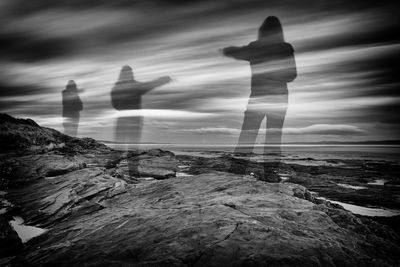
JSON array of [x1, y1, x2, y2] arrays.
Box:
[[141, 76, 171, 93], [222, 45, 252, 61]]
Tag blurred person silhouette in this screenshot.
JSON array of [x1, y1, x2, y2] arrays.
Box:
[[111, 65, 171, 178], [62, 80, 83, 137], [222, 16, 297, 181]]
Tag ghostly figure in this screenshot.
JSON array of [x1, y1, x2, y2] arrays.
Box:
[[223, 16, 297, 181], [62, 80, 83, 137], [111, 65, 171, 178]]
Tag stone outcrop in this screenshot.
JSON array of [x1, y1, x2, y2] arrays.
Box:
[[0, 114, 110, 155]]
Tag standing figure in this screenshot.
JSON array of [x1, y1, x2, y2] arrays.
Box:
[[111, 65, 171, 178], [62, 80, 83, 137], [223, 16, 297, 181]]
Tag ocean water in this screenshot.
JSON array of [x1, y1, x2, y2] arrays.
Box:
[[105, 143, 400, 162]]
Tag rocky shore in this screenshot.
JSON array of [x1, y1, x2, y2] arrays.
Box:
[[1, 114, 399, 266]]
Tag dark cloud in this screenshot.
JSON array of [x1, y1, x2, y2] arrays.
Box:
[[0, 82, 47, 98], [0, 82, 58, 116], [356, 102, 400, 125], [0, 32, 74, 62], [2, 0, 398, 62]]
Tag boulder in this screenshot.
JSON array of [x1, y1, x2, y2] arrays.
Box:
[[116, 149, 179, 180]]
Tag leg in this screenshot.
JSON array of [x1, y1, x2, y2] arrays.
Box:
[[63, 119, 69, 136], [71, 114, 79, 137], [115, 116, 143, 178], [234, 109, 265, 154], [127, 116, 142, 177], [263, 101, 287, 182], [265, 109, 286, 155], [63, 115, 79, 137], [230, 106, 265, 175]]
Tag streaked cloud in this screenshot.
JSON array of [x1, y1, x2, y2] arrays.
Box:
[[1, 0, 399, 143], [178, 124, 366, 136], [103, 109, 217, 119]]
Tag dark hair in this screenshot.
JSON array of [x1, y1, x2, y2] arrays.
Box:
[[118, 65, 134, 81], [258, 16, 284, 42], [66, 80, 77, 91]]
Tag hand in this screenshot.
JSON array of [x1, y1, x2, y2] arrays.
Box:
[[222, 46, 236, 56], [159, 76, 172, 84]]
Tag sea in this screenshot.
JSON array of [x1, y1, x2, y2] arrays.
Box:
[[105, 143, 400, 163]]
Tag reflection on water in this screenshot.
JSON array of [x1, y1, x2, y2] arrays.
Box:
[[337, 183, 368, 190], [9, 216, 48, 243], [317, 197, 400, 217], [368, 179, 388, 186]]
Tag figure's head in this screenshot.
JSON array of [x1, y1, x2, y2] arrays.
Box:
[[118, 65, 134, 82], [258, 16, 284, 42], [66, 80, 77, 91]]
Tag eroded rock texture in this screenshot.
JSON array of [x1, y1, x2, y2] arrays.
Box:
[[6, 172, 400, 266]]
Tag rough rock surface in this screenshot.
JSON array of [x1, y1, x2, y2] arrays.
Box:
[[8, 167, 128, 227], [2, 154, 87, 185], [7, 172, 400, 266]]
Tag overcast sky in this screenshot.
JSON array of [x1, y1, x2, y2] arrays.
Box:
[[1, 0, 399, 143]]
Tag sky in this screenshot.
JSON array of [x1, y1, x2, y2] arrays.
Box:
[[1, 0, 399, 144]]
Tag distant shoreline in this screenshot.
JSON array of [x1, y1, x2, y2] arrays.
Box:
[[99, 141, 400, 147]]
